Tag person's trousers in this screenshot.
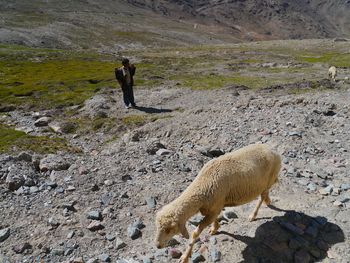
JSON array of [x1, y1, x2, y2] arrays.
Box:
[[122, 85, 135, 106]]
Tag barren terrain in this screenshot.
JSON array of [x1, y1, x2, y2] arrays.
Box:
[[1, 38, 350, 262]]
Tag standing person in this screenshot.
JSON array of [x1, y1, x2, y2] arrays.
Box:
[[115, 58, 136, 109]]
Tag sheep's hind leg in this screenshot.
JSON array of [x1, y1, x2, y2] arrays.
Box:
[[248, 191, 269, 222], [262, 191, 271, 205], [179, 212, 220, 263]]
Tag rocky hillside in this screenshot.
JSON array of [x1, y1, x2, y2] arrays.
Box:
[[1, 0, 350, 50], [129, 0, 350, 40], [1, 39, 350, 262]]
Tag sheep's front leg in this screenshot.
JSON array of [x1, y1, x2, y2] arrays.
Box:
[[209, 218, 220, 235], [249, 191, 269, 222], [179, 213, 219, 263]]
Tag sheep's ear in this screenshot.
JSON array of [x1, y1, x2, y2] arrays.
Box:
[[179, 223, 189, 239]]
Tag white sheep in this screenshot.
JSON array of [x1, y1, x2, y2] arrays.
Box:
[[328, 66, 337, 81], [155, 143, 281, 263]]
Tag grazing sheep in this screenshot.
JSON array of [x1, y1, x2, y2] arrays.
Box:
[[328, 66, 337, 81], [155, 143, 281, 263]]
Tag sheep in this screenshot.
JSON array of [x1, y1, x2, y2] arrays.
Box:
[[328, 66, 337, 81], [154, 143, 281, 263]]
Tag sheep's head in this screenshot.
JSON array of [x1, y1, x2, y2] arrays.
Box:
[[155, 207, 189, 249]]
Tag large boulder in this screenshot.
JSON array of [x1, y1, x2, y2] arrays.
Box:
[[39, 154, 71, 172]]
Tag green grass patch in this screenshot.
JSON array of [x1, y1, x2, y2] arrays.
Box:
[[296, 52, 350, 67], [0, 45, 119, 110], [0, 124, 78, 154], [122, 115, 146, 126]]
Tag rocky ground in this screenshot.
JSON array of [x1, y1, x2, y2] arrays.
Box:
[[1, 79, 350, 263]]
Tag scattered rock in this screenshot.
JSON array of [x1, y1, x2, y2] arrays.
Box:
[[169, 248, 182, 259], [210, 248, 222, 262], [0, 228, 10, 243], [34, 117, 51, 127], [39, 154, 71, 172], [98, 254, 111, 262], [115, 238, 127, 250], [145, 196, 157, 208], [156, 149, 173, 156], [192, 252, 205, 263], [87, 210, 102, 221], [127, 225, 142, 240], [87, 221, 104, 231]]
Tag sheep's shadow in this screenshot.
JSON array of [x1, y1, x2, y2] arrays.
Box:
[[133, 105, 172, 114], [219, 206, 345, 263]]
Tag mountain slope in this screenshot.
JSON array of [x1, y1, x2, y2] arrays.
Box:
[[0, 0, 349, 51], [128, 0, 350, 40]]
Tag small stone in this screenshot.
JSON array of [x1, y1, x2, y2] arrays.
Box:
[[189, 215, 204, 226], [87, 221, 104, 231], [307, 183, 317, 191], [102, 207, 112, 215], [210, 237, 217, 245], [34, 117, 50, 127], [115, 238, 127, 250], [104, 180, 114, 186], [62, 201, 77, 211], [168, 238, 180, 247], [169, 248, 182, 259], [156, 149, 173, 156], [86, 259, 98, 263], [142, 256, 153, 263], [73, 257, 85, 263], [0, 228, 11, 242], [16, 152, 32, 162], [294, 249, 310, 263], [98, 254, 111, 262], [48, 217, 60, 228], [39, 154, 70, 172], [331, 187, 341, 196], [288, 131, 303, 138], [210, 248, 222, 262], [127, 225, 141, 240], [319, 185, 333, 195], [29, 186, 39, 194], [132, 218, 145, 229], [340, 183, 350, 191], [87, 211, 102, 221], [51, 248, 64, 256], [64, 248, 74, 256], [333, 200, 343, 207], [12, 242, 32, 254], [146, 196, 157, 208], [66, 185, 76, 191], [223, 210, 238, 220], [105, 233, 115, 241], [46, 181, 57, 188], [192, 252, 205, 263], [67, 231, 75, 239]]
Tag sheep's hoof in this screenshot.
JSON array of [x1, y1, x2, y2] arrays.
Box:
[[248, 214, 256, 222], [264, 198, 271, 206], [179, 255, 189, 263], [209, 228, 218, 235]]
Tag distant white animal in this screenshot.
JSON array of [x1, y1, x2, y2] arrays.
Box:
[[328, 66, 337, 81], [155, 144, 281, 263]]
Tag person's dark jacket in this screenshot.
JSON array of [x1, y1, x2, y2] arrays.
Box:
[[115, 65, 136, 87]]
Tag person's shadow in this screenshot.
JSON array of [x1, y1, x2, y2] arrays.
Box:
[[134, 106, 173, 114], [219, 206, 345, 263]]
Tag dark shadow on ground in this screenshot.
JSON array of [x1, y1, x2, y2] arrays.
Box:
[[134, 106, 173, 114], [219, 206, 345, 263]]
